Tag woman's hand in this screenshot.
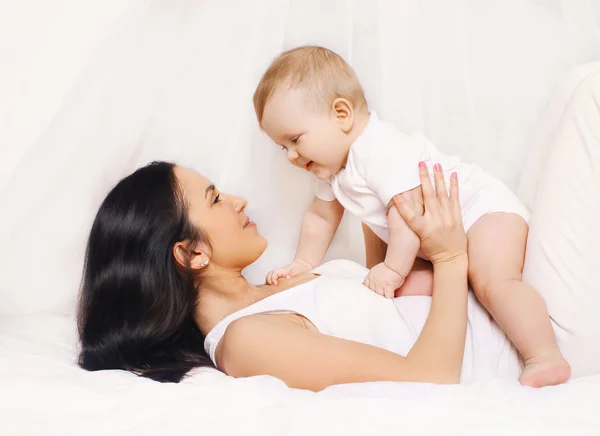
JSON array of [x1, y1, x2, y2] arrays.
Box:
[[392, 163, 467, 265]]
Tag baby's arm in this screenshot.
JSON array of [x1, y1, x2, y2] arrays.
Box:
[[385, 201, 420, 281], [363, 187, 421, 298], [362, 223, 388, 268], [362, 224, 433, 297], [267, 196, 344, 285], [296, 196, 344, 267]]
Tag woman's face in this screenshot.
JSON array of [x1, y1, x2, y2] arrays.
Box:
[[175, 166, 267, 270]]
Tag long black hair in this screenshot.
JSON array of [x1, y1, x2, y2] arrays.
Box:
[[77, 161, 214, 382]]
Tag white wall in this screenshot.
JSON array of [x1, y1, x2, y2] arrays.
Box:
[[1, 0, 599, 315]]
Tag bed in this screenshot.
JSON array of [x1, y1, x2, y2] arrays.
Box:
[[1, 315, 599, 435]]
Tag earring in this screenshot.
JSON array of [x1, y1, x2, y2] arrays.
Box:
[[201, 259, 209, 267]]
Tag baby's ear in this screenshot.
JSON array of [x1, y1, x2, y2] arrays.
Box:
[[332, 98, 354, 133]]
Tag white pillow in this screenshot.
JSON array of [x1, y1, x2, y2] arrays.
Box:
[[520, 63, 600, 378]]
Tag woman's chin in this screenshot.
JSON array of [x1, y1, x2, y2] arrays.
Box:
[[235, 232, 268, 271], [257, 235, 268, 255], [249, 235, 268, 265]]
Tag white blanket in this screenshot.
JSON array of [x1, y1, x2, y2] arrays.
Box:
[[1, 315, 599, 436]]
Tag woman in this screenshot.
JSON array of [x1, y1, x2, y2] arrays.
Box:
[[78, 161, 523, 389], [78, 69, 600, 389]]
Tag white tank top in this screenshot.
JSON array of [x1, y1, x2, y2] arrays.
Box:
[[204, 260, 521, 382]]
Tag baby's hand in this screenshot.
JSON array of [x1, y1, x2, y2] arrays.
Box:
[[363, 262, 405, 299], [266, 259, 314, 286]]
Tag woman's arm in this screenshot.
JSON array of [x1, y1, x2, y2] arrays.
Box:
[[219, 164, 469, 391], [405, 256, 467, 378], [218, 265, 465, 391]]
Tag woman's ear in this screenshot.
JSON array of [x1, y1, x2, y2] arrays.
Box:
[[332, 98, 354, 133], [173, 242, 210, 271]]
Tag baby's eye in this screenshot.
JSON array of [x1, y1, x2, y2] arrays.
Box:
[[291, 137, 299, 144], [280, 145, 287, 151]]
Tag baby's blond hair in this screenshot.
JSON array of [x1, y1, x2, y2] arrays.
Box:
[[253, 46, 368, 124]]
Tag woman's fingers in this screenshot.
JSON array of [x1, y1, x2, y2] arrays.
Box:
[[397, 163, 467, 264], [393, 193, 426, 234], [397, 163, 464, 245], [450, 172, 461, 223], [418, 162, 437, 211], [433, 163, 450, 212]]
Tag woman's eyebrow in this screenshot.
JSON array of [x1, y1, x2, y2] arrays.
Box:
[[205, 184, 215, 198]]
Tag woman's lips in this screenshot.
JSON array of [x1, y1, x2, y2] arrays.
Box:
[[243, 217, 256, 229]]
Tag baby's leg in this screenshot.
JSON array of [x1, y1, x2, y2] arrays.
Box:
[[467, 213, 571, 388], [394, 258, 433, 297]]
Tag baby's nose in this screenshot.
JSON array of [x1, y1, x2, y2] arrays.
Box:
[[286, 149, 299, 161]]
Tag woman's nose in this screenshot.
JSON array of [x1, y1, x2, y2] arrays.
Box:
[[231, 195, 247, 213]]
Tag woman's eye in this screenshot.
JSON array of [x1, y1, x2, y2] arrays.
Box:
[[212, 194, 221, 204]]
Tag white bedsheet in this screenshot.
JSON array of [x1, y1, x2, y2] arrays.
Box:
[[1, 315, 599, 436]]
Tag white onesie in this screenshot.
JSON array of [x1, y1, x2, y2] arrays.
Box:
[[315, 112, 530, 242]]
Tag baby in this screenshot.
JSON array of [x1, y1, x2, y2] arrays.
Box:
[[253, 46, 570, 388]]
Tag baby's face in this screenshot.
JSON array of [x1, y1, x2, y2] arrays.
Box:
[[261, 86, 350, 180]]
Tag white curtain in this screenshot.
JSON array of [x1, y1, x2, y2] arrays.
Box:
[[1, 0, 599, 315]]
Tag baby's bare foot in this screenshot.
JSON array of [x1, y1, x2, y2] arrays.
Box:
[[519, 352, 571, 388]]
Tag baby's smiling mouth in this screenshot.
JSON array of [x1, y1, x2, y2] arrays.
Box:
[[305, 161, 313, 171]]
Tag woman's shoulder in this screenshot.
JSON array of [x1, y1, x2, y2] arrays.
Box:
[[215, 312, 302, 374]]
